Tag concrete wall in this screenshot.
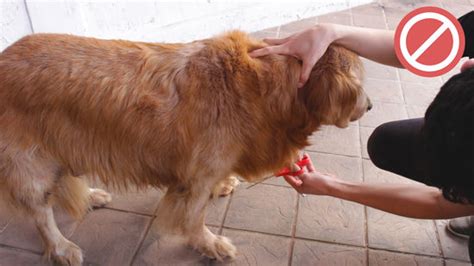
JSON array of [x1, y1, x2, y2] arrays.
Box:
[[1, 0, 373, 51]]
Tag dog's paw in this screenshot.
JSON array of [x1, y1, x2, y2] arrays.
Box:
[[46, 239, 83, 266], [89, 188, 112, 207], [212, 176, 240, 197], [192, 232, 237, 261]]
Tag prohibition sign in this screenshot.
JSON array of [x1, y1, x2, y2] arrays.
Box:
[[394, 6, 465, 77]]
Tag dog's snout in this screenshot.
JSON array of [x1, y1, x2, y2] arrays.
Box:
[[367, 98, 373, 111]]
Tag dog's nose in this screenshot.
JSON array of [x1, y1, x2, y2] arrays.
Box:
[[367, 99, 373, 111]]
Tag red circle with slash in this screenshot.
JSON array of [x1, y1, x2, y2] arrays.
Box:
[[394, 6, 465, 77]]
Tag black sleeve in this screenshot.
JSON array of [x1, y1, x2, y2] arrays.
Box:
[[459, 11, 474, 58]]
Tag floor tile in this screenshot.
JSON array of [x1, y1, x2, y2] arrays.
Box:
[[292, 240, 366, 265], [369, 249, 443, 265], [214, 229, 290, 266], [279, 17, 317, 35], [445, 259, 472, 266], [436, 220, 470, 261], [224, 184, 296, 236], [360, 101, 408, 128], [0, 247, 47, 266], [132, 225, 218, 266], [296, 195, 366, 246], [361, 58, 398, 80], [307, 125, 361, 157], [406, 104, 427, 119], [70, 209, 151, 266], [352, 13, 387, 29], [0, 207, 78, 254], [359, 126, 375, 159], [318, 11, 352, 25], [398, 69, 443, 86], [107, 187, 163, 215], [401, 82, 440, 108], [367, 208, 441, 256], [206, 194, 230, 227], [364, 78, 404, 104], [306, 152, 363, 182], [363, 159, 417, 184], [248, 30, 278, 40]]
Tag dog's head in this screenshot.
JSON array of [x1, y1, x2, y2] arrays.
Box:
[[300, 45, 371, 128]]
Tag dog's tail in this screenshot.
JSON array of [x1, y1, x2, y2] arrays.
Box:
[[51, 175, 90, 220]]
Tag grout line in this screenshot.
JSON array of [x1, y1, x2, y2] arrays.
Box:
[[102, 206, 154, 218], [433, 220, 446, 259], [23, 0, 35, 33], [304, 149, 361, 159], [128, 216, 155, 266], [128, 199, 163, 266], [287, 191, 300, 266], [218, 190, 234, 235], [357, 120, 370, 266], [0, 243, 42, 256]]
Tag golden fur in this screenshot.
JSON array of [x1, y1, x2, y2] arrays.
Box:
[[0, 30, 368, 264]]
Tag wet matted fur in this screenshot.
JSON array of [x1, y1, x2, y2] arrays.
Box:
[[0, 31, 369, 264]]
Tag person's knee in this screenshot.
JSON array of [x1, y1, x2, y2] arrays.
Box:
[[367, 122, 393, 171]]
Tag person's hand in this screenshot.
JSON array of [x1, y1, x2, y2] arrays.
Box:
[[461, 58, 474, 72], [249, 24, 335, 88], [283, 154, 341, 195]]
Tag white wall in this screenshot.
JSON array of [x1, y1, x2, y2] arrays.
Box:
[[1, 0, 373, 51]]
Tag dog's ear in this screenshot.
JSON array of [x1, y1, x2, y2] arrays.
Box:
[[300, 45, 363, 128]]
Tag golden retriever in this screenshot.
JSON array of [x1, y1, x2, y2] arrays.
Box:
[[0, 30, 370, 265]]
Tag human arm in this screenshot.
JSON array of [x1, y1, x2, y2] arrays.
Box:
[[284, 157, 474, 219], [249, 23, 403, 87]]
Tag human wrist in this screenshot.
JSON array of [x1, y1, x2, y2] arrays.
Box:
[[313, 23, 338, 46], [326, 178, 355, 199]]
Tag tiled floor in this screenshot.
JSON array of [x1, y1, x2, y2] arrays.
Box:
[[1, 0, 473, 265]]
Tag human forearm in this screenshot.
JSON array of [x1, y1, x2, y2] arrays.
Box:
[[331, 180, 474, 219], [322, 23, 403, 68]]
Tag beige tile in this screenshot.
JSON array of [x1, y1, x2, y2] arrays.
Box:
[[351, 3, 384, 15], [307, 125, 361, 157], [262, 176, 291, 187], [398, 69, 444, 86], [0, 248, 48, 266], [296, 195, 366, 246], [442, 2, 473, 17], [224, 184, 296, 236], [401, 82, 440, 108], [352, 13, 387, 29], [292, 240, 366, 265], [249, 30, 278, 40], [369, 249, 443, 265], [386, 14, 403, 30], [445, 259, 472, 266], [132, 225, 218, 265], [0, 207, 78, 253], [279, 17, 317, 35], [107, 187, 163, 215], [318, 11, 352, 25], [360, 126, 375, 159], [364, 78, 404, 104], [440, 58, 468, 83], [206, 194, 230, 226], [306, 152, 363, 182], [359, 102, 408, 128], [367, 208, 441, 256], [70, 209, 151, 265], [436, 220, 470, 261], [363, 159, 416, 184], [406, 104, 427, 119], [361, 58, 399, 80], [217, 229, 290, 266]]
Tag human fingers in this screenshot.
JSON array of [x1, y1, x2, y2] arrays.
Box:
[[461, 58, 474, 72], [249, 45, 288, 58]]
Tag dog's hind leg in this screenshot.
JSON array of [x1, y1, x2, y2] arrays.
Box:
[[1, 148, 83, 266], [156, 179, 237, 261]]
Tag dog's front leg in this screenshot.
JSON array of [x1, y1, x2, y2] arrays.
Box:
[[155, 182, 236, 261]]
